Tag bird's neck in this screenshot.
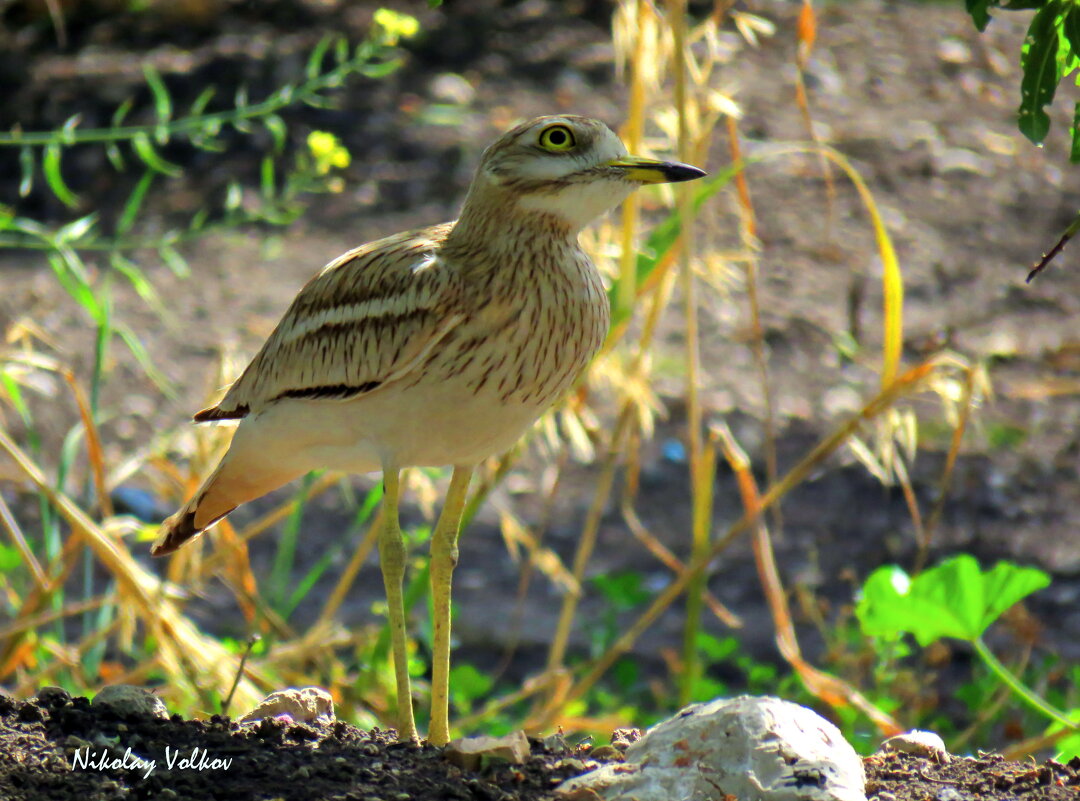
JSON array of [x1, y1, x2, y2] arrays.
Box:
[[444, 183, 578, 272]]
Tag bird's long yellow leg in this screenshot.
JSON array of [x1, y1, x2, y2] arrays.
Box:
[[378, 467, 418, 742], [428, 465, 474, 746]]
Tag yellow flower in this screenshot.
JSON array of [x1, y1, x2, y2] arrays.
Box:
[[373, 8, 420, 45], [307, 131, 351, 176]]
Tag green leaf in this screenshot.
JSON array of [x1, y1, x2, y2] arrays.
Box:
[[232, 85, 251, 132], [965, 0, 993, 29], [0, 371, 32, 426], [1064, 6, 1080, 63], [159, 242, 190, 278], [60, 114, 81, 145], [224, 181, 243, 211], [18, 146, 34, 197], [47, 252, 102, 324], [306, 35, 334, 80], [189, 207, 209, 232], [855, 555, 1051, 646], [1072, 102, 1080, 162], [359, 59, 403, 79], [190, 134, 226, 152], [591, 571, 651, 611], [111, 96, 134, 128], [42, 144, 79, 208], [117, 171, 155, 234], [189, 86, 216, 117], [143, 64, 172, 128], [116, 322, 175, 397], [263, 113, 287, 152], [55, 213, 97, 245], [1049, 709, 1080, 762], [132, 132, 181, 176], [105, 142, 125, 171], [1018, 1, 1063, 144], [110, 251, 168, 319], [448, 663, 493, 708], [261, 156, 276, 200]]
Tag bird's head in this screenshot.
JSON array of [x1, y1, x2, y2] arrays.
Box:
[[464, 115, 706, 234]]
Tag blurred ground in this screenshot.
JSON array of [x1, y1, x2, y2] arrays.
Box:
[[1, 0, 1079, 737]]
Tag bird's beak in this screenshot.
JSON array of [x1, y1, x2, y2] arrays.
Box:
[[605, 156, 707, 184]]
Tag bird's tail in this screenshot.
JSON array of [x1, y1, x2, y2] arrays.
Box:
[[151, 410, 318, 557], [150, 462, 237, 556]]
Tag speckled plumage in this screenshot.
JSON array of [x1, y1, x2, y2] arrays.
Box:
[[153, 116, 667, 556], [150, 115, 704, 744]]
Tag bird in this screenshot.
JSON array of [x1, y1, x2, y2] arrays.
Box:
[[150, 115, 705, 745]]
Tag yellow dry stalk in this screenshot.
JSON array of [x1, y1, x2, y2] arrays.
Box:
[[0, 426, 268, 711], [496, 508, 577, 595]]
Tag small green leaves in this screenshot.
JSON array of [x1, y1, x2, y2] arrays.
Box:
[[117, 171, 155, 235], [1018, 1, 1061, 144], [263, 113, 287, 152], [967, 0, 1080, 158], [60, 114, 81, 145], [159, 242, 190, 278], [307, 36, 333, 79], [42, 144, 79, 208], [131, 132, 181, 176], [856, 555, 1051, 646], [189, 86, 216, 117], [143, 65, 172, 131], [18, 146, 34, 197], [55, 213, 97, 245]]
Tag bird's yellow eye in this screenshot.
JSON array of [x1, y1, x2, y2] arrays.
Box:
[[539, 124, 576, 152]]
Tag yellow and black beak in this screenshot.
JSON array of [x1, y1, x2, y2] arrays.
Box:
[[605, 156, 707, 184]]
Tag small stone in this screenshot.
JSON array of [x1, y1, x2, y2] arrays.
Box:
[[937, 38, 972, 65], [879, 730, 950, 763], [34, 686, 71, 707], [429, 73, 475, 105], [91, 686, 169, 720], [239, 687, 335, 725], [62, 735, 91, 752], [609, 728, 642, 749], [589, 745, 623, 761], [444, 731, 531, 771], [542, 731, 571, 754]]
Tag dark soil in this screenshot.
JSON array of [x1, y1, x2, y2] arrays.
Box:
[[3, 689, 1080, 801]]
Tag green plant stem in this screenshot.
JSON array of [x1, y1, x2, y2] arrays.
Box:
[[0, 47, 396, 147], [973, 636, 1077, 730]]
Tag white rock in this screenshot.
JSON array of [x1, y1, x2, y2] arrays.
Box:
[[239, 686, 334, 725], [557, 696, 866, 801]]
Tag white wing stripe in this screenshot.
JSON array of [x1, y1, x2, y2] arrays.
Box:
[[281, 293, 436, 344]]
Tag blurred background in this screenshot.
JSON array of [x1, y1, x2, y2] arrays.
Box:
[[1, 0, 1078, 756]]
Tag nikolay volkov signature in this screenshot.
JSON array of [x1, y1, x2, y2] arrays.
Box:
[[72, 746, 232, 779]]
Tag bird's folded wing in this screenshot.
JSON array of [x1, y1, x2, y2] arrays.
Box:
[[196, 223, 462, 422]]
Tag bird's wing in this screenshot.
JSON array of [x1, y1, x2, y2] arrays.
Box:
[[195, 222, 462, 422]]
